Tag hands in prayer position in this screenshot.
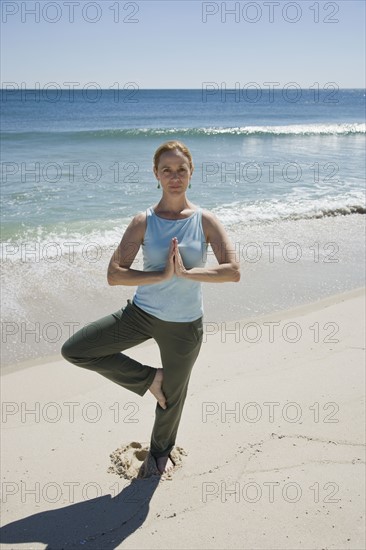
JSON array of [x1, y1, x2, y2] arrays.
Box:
[[163, 237, 187, 281]]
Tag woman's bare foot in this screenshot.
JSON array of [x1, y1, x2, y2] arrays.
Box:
[[149, 368, 167, 409], [156, 455, 175, 474]]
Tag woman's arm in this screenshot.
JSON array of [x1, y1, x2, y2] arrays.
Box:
[[174, 210, 241, 283], [107, 212, 175, 286]]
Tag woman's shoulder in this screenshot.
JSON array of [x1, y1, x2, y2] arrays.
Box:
[[130, 210, 148, 226], [126, 211, 148, 240], [200, 209, 222, 241], [201, 208, 221, 226]]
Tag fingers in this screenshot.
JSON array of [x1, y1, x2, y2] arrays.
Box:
[[168, 238, 175, 258], [173, 240, 186, 277], [170, 237, 178, 255]]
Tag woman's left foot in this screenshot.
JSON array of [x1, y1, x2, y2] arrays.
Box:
[[156, 455, 175, 474], [149, 368, 167, 409]]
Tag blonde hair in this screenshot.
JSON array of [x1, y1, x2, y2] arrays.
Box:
[[153, 140, 194, 174]]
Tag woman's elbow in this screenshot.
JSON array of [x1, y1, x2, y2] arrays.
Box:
[[107, 265, 118, 286], [231, 262, 241, 282], [107, 264, 130, 286], [107, 274, 116, 286]]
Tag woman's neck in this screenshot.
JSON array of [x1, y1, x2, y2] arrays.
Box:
[[155, 196, 193, 216]]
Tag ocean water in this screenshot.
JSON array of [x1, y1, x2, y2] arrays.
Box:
[[1, 89, 365, 367]]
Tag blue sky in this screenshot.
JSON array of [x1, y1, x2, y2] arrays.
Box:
[[1, 0, 365, 88]]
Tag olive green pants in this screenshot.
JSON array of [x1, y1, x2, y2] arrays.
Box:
[[61, 299, 203, 458]]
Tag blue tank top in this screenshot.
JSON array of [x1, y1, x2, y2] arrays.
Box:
[[133, 206, 208, 322]]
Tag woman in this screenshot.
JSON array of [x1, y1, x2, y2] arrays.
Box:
[[61, 140, 240, 475]]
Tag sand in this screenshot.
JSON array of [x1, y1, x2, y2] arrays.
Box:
[[0, 287, 365, 549]]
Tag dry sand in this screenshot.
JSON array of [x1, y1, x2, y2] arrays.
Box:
[[1, 287, 365, 549]]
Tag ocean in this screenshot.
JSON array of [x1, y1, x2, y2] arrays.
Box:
[[1, 88, 365, 367]]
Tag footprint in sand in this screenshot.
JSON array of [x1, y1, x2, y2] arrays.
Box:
[[108, 442, 187, 480]]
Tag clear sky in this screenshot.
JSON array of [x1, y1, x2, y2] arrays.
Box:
[[1, 0, 365, 88]]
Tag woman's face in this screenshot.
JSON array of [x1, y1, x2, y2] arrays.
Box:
[[154, 150, 192, 194]]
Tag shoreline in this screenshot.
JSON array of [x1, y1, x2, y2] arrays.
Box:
[[2, 212, 365, 368], [2, 285, 364, 377]]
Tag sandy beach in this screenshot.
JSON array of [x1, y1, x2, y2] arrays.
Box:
[[1, 286, 365, 550]]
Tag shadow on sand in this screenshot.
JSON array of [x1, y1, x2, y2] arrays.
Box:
[[0, 476, 161, 549]]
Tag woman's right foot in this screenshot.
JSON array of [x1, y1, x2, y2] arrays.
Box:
[[149, 368, 167, 409], [156, 455, 175, 474]]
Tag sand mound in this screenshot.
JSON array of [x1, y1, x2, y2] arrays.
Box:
[[108, 441, 187, 480]]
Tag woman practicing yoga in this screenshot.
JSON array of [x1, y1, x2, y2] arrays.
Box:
[[61, 140, 240, 475]]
